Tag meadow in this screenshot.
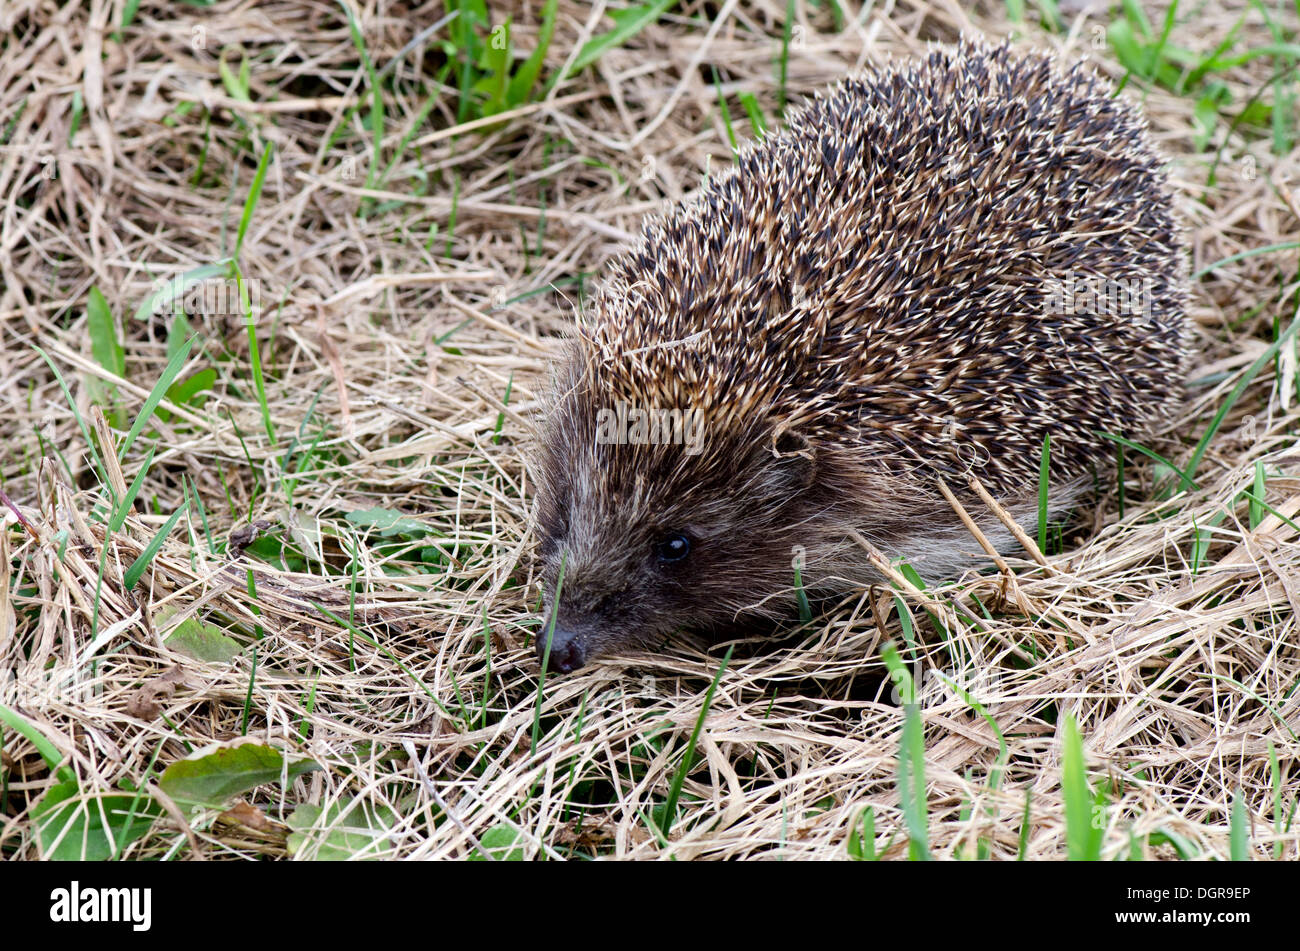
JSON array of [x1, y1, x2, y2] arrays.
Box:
[[0, 0, 1298, 860]]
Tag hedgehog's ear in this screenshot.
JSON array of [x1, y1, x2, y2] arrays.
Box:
[[771, 427, 817, 489], [772, 428, 812, 457]]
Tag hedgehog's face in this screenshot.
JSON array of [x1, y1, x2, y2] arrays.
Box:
[[532, 394, 823, 673]]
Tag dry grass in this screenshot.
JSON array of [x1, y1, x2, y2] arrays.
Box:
[[1, 0, 1298, 860]]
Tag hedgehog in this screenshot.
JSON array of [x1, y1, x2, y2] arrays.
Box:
[[529, 39, 1189, 673]]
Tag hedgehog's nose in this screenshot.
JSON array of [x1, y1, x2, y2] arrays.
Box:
[[538, 623, 586, 674]]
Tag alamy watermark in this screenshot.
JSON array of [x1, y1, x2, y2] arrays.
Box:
[[148, 277, 262, 318], [50, 882, 151, 931], [1044, 270, 1155, 319], [886, 663, 1011, 708], [594, 400, 705, 455]]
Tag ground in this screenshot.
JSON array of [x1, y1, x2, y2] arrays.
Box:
[[0, 0, 1298, 860]]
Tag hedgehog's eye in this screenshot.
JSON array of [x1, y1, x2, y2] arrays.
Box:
[[653, 534, 691, 563]]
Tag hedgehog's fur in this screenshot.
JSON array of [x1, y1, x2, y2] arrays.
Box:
[[531, 39, 1189, 672]]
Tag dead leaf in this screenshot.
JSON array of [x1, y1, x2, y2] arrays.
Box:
[[125, 665, 187, 719]]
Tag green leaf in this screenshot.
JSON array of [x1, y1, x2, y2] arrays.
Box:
[[165, 367, 217, 410], [563, 0, 676, 80], [286, 800, 396, 860], [738, 91, 767, 137], [506, 0, 558, 106], [120, 0, 142, 31], [34, 780, 162, 860], [166, 312, 192, 361], [475, 18, 513, 116], [1147, 828, 1198, 859], [345, 507, 434, 537], [1193, 91, 1221, 151], [165, 617, 243, 663], [88, 287, 125, 377], [218, 48, 252, 102], [468, 823, 525, 861], [1249, 460, 1266, 529], [338, 0, 383, 199], [1108, 20, 1148, 77], [846, 805, 877, 860], [658, 645, 732, 836], [159, 743, 320, 810], [86, 287, 126, 426], [1183, 314, 1300, 483]]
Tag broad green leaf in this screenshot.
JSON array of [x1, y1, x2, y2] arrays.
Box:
[[165, 617, 242, 664], [87, 287, 126, 425], [468, 823, 525, 861], [286, 800, 397, 860], [1108, 21, 1148, 77], [34, 780, 161, 860], [159, 743, 320, 810], [474, 18, 512, 116], [1193, 92, 1220, 151], [165, 367, 217, 410], [345, 507, 434, 537]]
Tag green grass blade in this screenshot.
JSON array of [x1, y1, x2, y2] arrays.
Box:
[[233, 262, 275, 443], [532, 552, 566, 757], [109, 446, 156, 536], [738, 91, 767, 138], [123, 502, 189, 588], [33, 346, 110, 495], [235, 142, 274, 259], [87, 287, 125, 378], [1098, 430, 1198, 490], [778, 0, 794, 115], [1230, 790, 1249, 860], [1017, 788, 1033, 859], [1062, 714, 1104, 860], [119, 335, 195, 459], [712, 64, 738, 154], [0, 703, 74, 784], [338, 0, 383, 202], [131, 262, 231, 324], [1185, 311, 1300, 484], [506, 0, 558, 105], [1037, 433, 1050, 553], [1249, 460, 1266, 528], [659, 644, 733, 836], [882, 643, 930, 860], [1194, 241, 1300, 278]]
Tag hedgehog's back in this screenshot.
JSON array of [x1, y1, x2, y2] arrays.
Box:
[[585, 39, 1188, 494]]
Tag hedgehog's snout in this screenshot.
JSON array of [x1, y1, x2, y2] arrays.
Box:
[[537, 617, 586, 673]]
